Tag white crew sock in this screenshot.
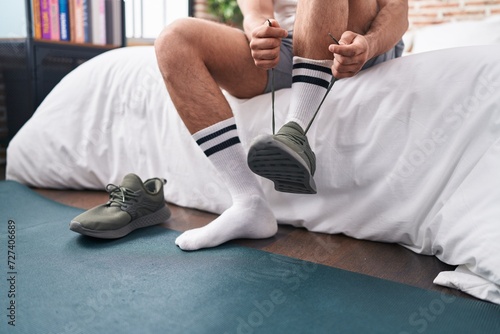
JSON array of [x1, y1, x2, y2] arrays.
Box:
[[175, 118, 277, 251], [285, 56, 334, 131]]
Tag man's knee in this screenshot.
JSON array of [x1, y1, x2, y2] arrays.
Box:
[[155, 17, 199, 65]]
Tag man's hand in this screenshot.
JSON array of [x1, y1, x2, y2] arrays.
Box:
[[249, 19, 288, 69], [329, 31, 371, 79]]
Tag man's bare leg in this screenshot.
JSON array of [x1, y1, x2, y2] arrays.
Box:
[[294, 0, 348, 60], [286, 0, 348, 130], [155, 17, 268, 133], [155, 18, 277, 250]]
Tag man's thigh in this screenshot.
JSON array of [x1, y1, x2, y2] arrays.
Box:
[[184, 18, 269, 99], [159, 17, 270, 99]]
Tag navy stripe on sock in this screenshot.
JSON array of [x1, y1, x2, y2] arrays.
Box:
[[196, 124, 237, 145], [204, 137, 241, 157], [292, 75, 330, 89], [293, 62, 332, 75]]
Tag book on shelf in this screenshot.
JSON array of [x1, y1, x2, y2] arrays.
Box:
[[72, 0, 85, 43], [32, 0, 122, 46], [40, 0, 51, 39], [91, 0, 107, 45], [49, 0, 60, 40], [32, 0, 42, 38], [59, 0, 70, 41], [105, 0, 122, 46], [82, 0, 91, 43]]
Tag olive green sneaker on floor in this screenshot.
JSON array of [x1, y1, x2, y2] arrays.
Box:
[[69, 173, 171, 239], [247, 121, 317, 194]]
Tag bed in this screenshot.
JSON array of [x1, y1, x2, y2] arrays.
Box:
[[6, 18, 500, 304]]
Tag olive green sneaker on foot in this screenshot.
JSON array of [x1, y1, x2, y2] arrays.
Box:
[[69, 173, 171, 239], [247, 121, 317, 194]]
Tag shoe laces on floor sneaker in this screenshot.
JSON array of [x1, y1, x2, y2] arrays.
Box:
[[106, 184, 139, 209]]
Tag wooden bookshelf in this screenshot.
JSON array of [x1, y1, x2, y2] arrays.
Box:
[[0, 0, 125, 141], [32, 37, 120, 48]]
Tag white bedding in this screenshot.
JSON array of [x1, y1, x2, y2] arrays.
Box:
[[6, 45, 500, 304]]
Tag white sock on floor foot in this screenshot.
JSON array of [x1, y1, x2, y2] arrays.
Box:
[[175, 118, 277, 251], [285, 56, 334, 131]]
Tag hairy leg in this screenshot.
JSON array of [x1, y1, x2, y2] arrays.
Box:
[[155, 17, 268, 134], [155, 18, 277, 250], [293, 0, 349, 59]]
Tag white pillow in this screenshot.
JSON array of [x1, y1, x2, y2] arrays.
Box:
[[411, 15, 500, 53]]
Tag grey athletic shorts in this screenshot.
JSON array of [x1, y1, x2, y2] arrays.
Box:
[[264, 32, 405, 93]]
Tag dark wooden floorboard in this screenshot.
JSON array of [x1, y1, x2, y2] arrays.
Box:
[[1, 163, 471, 299]]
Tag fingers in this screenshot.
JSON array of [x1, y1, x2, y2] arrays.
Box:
[[328, 31, 370, 79], [331, 56, 364, 79], [250, 20, 288, 69], [338, 31, 358, 46], [252, 21, 288, 39], [266, 18, 281, 29], [332, 58, 361, 78]]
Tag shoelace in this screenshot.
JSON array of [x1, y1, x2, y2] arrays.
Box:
[[267, 19, 277, 135], [106, 184, 139, 207], [269, 28, 340, 135]]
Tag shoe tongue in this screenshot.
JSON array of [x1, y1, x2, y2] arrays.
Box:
[[288, 121, 305, 133], [120, 173, 144, 191], [281, 121, 305, 135]]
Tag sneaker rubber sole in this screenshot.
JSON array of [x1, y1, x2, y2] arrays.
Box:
[[248, 134, 317, 194], [69, 205, 171, 239]]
